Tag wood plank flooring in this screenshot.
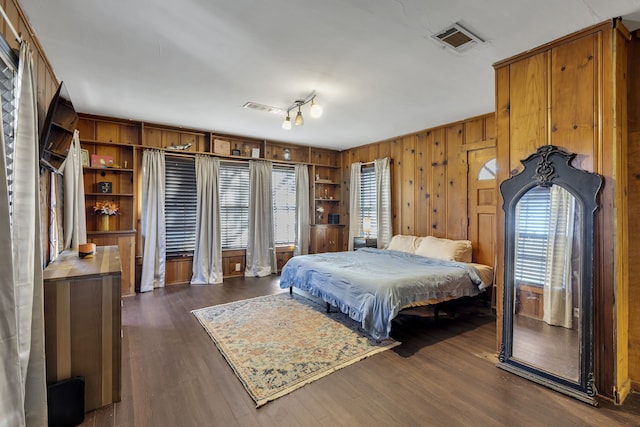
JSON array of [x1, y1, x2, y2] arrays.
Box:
[[80, 276, 640, 426]]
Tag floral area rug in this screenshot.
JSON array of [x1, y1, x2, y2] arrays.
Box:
[[191, 292, 399, 407]]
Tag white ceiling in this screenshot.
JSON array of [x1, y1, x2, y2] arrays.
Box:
[[17, 0, 640, 150]]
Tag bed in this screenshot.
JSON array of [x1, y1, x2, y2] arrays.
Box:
[[279, 235, 493, 340]]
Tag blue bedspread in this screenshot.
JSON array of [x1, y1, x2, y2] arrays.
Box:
[[279, 248, 487, 340]]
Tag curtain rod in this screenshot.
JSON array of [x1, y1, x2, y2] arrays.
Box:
[[0, 5, 21, 43], [158, 149, 295, 168], [360, 157, 391, 167]]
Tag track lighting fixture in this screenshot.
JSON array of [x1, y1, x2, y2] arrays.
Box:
[[294, 105, 304, 126], [310, 98, 323, 118], [282, 114, 291, 130], [281, 91, 322, 130]]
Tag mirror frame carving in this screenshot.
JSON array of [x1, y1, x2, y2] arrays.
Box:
[[498, 145, 602, 405]]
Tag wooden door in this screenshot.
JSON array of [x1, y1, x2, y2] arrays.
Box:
[[310, 225, 341, 253], [310, 226, 323, 253], [326, 226, 339, 252], [467, 147, 497, 268]]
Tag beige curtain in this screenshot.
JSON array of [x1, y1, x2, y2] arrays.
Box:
[[347, 162, 362, 251], [48, 172, 60, 261], [245, 160, 275, 277], [543, 185, 575, 328], [374, 157, 392, 248], [140, 149, 166, 292], [191, 155, 222, 284], [294, 164, 309, 256], [0, 41, 47, 427], [59, 130, 86, 250]]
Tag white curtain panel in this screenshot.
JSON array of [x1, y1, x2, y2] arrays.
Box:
[[294, 164, 309, 256], [50, 173, 65, 260], [191, 155, 222, 285], [0, 41, 47, 427], [48, 171, 59, 261], [543, 185, 575, 328], [140, 149, 166, 292], [59, 130, 86, 250], [0, 94, 18, 427], [245, 160, 275, 277], [347, 162, 362, 251], [375, 157, 392, 248]]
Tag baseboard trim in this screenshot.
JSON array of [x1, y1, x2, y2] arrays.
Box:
[[613, 377, 632, 405]]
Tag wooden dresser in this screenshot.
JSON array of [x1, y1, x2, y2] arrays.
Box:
[[43, 245, 122, 412]]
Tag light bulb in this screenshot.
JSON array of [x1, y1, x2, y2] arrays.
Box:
[[295, 109, 304, 126], [310, 99, 323, 118], [282, 115, 291, 130]]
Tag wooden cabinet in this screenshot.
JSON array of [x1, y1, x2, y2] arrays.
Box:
[[276, 248, 294, 272], [516, 284, 543, 320], [310, 148, 343, 253], [43, 246, 122, 412], [76, 116, 138, 296], [222, 249, 246, 278], [310, 224, 342, 253]]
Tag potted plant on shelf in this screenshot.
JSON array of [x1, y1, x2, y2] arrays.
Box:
[[93, 200, 119, 231]]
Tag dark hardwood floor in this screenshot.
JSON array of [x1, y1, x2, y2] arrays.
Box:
[[513, 314, 579, 380], [80, 276, 640, 426]]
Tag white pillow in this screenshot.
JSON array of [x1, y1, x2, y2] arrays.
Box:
[[414, 236, 473, 263], [387, 235, 421, 254]]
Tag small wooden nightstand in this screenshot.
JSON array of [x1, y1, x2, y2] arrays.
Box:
[[353, 237, 377, 250]]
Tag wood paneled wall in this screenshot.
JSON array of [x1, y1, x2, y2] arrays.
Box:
[[0, 1, 60, 262], [15, 0, 638, 401], [627, 30, 640, 390], [0, 0, 58, 130], [340, 113, 495, 250], [494, 20, 632, 402]]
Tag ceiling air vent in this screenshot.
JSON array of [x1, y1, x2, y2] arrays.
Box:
[[431, 23, 484, 52], [242, 102, 285, 116]]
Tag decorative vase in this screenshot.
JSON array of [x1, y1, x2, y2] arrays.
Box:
[[98, 215, 110, 231]]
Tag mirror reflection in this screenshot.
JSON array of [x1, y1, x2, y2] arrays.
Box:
[[512, 185, 581, 381]]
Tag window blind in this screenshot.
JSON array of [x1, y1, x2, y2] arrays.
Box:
[[514, 186, 551, 286], [360, 166, 377, 236], [220, 162, 249, 249], [272, 167, 296, 245], [164, 156, 197, 256], [0, 35, 17, 220]]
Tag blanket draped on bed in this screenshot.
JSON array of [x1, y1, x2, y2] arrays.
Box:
[[279, 248, 487, 340]]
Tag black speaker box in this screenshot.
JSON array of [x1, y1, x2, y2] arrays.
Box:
[[328, 213, 340, 224], [47, 377, 85, 427]]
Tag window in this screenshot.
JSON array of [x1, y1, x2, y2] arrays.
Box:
[[360, 166, 377, 237], [162, 160, 298, 252], [165, 157, 197, 256], [514, 186, 551, 286], [272, 167, 296, 245], [220, 162, 249, 249], [478, 158, 497, 181], [0, 35, 17, 221]]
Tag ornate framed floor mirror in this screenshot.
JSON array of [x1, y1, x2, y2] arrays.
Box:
[[498, 145, 602, 405]]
